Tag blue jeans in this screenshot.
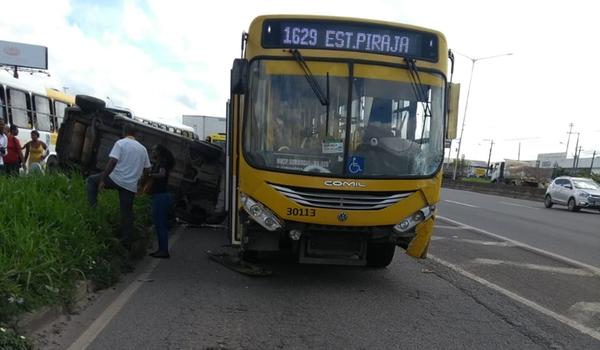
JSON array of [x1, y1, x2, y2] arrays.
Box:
[[152, 192, 171, 253]]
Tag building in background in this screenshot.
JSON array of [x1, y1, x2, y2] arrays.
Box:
[[182, 115, 225, 141], [537, 152, 600, 175]]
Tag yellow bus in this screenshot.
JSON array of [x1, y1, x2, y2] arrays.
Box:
[[228, 15, 459, 267], [0, 74, 75, 169]]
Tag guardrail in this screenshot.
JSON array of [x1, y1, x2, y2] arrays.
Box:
[[442, 179, 546, 201]]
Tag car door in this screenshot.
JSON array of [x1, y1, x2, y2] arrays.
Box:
[[553, 179, 567, 204]]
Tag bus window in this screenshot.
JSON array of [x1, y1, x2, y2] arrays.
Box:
[[54, 101, 68, 128], [34, 95, 53, 132], [8, 88, 30, 128]]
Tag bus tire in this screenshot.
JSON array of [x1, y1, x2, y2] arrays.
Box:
[[76, 95, 106, 113], [366, 243, 396, 268]]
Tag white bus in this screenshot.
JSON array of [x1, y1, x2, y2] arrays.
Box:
[[133, 116, 199, 141], [0, 74, 75, 169]]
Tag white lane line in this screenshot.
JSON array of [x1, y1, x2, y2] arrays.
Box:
[[500, 201, 540, 210], [473, 258, 595, 277], [432, 236, 513, 247], [67, 233, 182, 350], [434, 225, 468, 230], [568, 302, 600, 324], [444, 200, 478, 208], [429, 254, 600, 342], [436, 215, 600, 277]]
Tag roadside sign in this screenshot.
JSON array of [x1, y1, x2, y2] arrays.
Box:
[[0, 40, 48, 69]]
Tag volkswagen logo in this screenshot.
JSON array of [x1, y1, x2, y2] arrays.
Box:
[[337, 212, 348, 222]]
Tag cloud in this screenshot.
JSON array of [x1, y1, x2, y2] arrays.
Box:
[[2, 0, 599, 162]]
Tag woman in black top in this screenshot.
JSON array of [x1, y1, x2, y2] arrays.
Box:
[[148, 144, 175, 258]]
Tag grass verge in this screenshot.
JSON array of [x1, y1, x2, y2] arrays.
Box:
[[0, 173, 151, 349]]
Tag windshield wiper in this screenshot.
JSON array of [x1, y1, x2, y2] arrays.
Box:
[[405, 58, 432, 144], [289, 49, 329, 106]]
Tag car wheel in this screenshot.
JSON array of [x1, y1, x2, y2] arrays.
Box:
[[544, 195, 553, 208], [567, 198, 580, 212]]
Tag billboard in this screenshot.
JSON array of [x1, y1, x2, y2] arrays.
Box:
[[0, 40, 48, 69]]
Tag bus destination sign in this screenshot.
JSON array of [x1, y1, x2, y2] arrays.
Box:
[[262, 19, 438, 61]]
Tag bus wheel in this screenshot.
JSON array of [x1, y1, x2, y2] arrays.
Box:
[[366, 243, 396, 268]]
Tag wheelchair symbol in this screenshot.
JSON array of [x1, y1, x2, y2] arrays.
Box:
[[348, 156, 363, 174]]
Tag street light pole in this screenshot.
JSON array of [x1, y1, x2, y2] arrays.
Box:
[[484, 139, 494, 177], [452, 52, 513, 180]]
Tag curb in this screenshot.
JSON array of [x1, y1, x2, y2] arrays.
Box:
[[16, 280, 94, 334]]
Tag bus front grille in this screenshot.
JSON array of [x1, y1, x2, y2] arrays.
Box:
[[270, 184, 413, 210]]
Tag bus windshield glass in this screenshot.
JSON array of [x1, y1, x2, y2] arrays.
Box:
[[243, 59, 445, 178]]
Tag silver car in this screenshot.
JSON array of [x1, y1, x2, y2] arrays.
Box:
[[544, 176, 600, 212]]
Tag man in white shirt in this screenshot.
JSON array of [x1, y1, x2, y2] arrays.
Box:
[[0, 119, 8, 173], [87, 124, 151, 246]]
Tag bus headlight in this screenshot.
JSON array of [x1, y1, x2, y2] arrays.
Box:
[[240, 193, 283, 231], [393, 205, 436, 233]]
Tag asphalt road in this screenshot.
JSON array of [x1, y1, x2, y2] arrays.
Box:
[[438, 188, 600, 267], [33, 194, 600, 350]]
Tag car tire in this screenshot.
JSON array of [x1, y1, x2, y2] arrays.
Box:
[[76, 95, 106, 113], [567, 198, 580, 212], [544, 195, 553, 208]]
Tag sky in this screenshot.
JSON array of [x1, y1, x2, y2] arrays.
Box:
[[1, 0, 599, 163]]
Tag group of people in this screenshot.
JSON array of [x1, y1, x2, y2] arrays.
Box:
[[86, 124, 175, 259], [0, 119, 49, 175]]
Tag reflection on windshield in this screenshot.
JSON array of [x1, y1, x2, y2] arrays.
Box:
[[574, 180, 600, 190], [243, 60, 445, 178]]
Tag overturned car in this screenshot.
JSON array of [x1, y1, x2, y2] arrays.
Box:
[[56, 95, 225, 224]]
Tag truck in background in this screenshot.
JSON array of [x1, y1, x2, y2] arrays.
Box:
[[490, 159, 553, 187], [182, 115, 226, 141]]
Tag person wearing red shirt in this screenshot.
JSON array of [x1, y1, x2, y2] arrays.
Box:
[[4, 125, 23, 176]]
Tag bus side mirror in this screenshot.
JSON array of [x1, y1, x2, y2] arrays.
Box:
[[231, 59, 248, 94], [446, 82, 460, 139]]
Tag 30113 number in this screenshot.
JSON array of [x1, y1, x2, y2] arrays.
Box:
[[286, 208, 316, 217]]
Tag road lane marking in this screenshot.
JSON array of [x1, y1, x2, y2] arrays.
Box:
[[434, 225, 468, 230], [444, 200, 478, 208], [429, 254, 600, 342], [473, 258, 595, 277], [499, 201, 540, 210], [67, 232, 182, 350], [568, 302, 600, 324], [437, 215, 600, 277], [431, 236, 513, 247]]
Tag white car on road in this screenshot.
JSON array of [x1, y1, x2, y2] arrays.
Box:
[[544, 176, 600, 212]]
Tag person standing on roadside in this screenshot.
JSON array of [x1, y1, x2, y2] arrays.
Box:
[[146, 144, 175, 259], [23, 130, 48, 173], [87, 124, 151, 247], [0, 120, 8, 174], [4, 125, 24, 175]]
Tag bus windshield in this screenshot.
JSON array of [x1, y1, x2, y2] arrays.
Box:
[[243, 59, 446, 178]]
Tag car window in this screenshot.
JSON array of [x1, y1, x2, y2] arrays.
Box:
[[573, 180, 600, 190]]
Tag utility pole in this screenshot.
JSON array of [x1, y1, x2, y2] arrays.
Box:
[[575, 146, 583, 169], [565, 122, 574, 156], [517, 142, 521, 161], [485, 139, 494, 177], [590, 150, 597, 176], [571, 132, 580, 172]]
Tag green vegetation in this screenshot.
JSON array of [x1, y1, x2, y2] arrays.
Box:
[[0, 173, 151, 348], [459, 177, 490, 184]]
